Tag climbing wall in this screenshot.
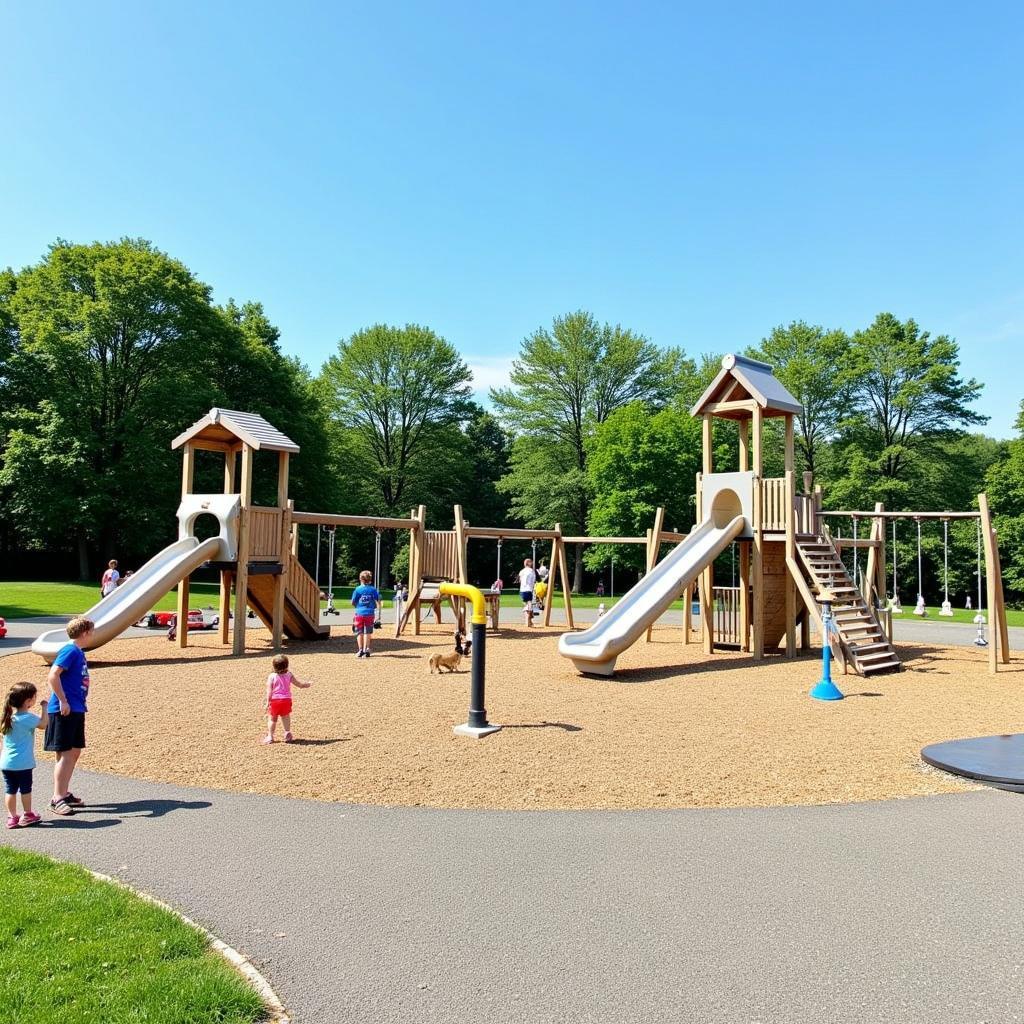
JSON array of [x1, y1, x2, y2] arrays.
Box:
[[762, 541, 790, 650]]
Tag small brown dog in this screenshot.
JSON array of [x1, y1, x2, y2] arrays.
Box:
[[429, 631, 472, 673]]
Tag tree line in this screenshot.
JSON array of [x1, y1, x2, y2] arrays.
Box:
[[2, 238, 1021, 605]]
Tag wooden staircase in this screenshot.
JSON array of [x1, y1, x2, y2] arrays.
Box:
[[795, 537, 900, 676], [246, 555, 329, 642]]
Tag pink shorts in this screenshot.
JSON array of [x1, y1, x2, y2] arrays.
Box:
[[268, 698, 292, 717]]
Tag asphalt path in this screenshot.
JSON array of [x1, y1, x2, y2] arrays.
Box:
[[4, 770, 1024, 1023]]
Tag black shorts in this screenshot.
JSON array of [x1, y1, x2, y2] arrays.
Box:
[[2, 768, 33, 795], [520, 591, 534, 604], [44, 711, 86, 752]]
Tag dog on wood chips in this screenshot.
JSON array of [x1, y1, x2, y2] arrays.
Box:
[[429, 631, 472, 673]]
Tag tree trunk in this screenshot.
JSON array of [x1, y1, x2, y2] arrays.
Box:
[[573, 545, 584, 593], [77, 533, 91, 581]]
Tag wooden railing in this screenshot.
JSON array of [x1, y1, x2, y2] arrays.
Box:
[[248, 507, 284, 560], [759, 477, 788, 531], [286, 554, 320, 624], [794, 494, 817, 534], [713, 586, 744, 646]]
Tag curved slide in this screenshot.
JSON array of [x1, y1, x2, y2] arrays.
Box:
[[31, 536, 224, 663], [558, 514, 746, 676]]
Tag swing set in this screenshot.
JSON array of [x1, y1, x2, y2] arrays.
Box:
[[821, 494, 1009, 673]]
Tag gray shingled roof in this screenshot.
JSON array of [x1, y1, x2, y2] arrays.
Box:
[[171, 408, 300, 453], [690, 354, 803, 418]]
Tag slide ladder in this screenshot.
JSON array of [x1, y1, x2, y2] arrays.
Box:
[[795, 537, 900, 676], [245, 555, 328, 641]]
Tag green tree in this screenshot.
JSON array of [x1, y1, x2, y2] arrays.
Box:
[[986, 403, 1024, 596], [492, 310, 690, 589], [746, 321, 849, 478], [0, 239, 226, 576], [585, 402, 702, 572], [827, 313, 986, 511]]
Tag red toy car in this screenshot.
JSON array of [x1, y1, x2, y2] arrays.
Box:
[[138, 609, 217, 631], [0, 617, 7, 639]]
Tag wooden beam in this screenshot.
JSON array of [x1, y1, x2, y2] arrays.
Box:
[[454, 505, 469, 584], [463, 526, 561, 541], [556, 526, 574, 630], [181, 442, 195, 497], [272, 501, 291, 650], [277, 452, 290, 509], [560, 536, 648, 545], [752, 406, 763, 477], [784, 470, 796, 658], [738, 419, 749, 472], [700, 399, 758, 415], [820, 510, 981, 521], [232, 446, 254, 655], [702, 416, 713, 475], [978, 493, 999, 673], [739, 541, 750, 652], [645, 506, 665, 643], [863, 502, 884, 605], [219, 570, 232, 646], [291, 511, 419, 530], [784, 415, 794, 474], [223, 448, 236, 494]]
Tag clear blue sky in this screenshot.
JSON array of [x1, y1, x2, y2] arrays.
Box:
[[3, 2, 1022, 435]]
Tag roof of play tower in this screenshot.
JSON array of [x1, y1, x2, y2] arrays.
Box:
[[690, 354, 803, 420], [171, 408, 300, 453]]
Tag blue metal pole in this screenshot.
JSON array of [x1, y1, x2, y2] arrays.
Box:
[[810, 599, 844, 700]]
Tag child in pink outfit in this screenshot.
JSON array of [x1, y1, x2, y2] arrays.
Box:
[[262, 654, 311, 744]]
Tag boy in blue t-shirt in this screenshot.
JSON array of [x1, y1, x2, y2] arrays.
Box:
[[45, 616, 94, 816], [350, 571, 381, 658]]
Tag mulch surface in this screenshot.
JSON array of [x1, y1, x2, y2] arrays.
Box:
[[5, 625, 1020, 810]]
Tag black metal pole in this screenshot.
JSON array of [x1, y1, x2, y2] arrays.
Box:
[[466, 621, 488, 728]]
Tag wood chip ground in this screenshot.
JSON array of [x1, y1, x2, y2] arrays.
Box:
[[4, 625, 1019, 810]]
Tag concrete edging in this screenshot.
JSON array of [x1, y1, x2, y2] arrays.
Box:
[[89, 869, 290, 1024]]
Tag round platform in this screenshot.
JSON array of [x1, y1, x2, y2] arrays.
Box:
[[921, 734, 1024, 792]]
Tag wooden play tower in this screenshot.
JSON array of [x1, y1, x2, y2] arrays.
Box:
[[690, 355, 1008, 676], [171, 409, 327, 655]]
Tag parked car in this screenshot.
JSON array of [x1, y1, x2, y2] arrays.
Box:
[[138, 609, 217, 631]]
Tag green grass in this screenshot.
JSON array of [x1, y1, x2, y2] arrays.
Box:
[[0, 582, 222, 619], [0, 848, 266, 1024], [889, 604, 1019, 625]]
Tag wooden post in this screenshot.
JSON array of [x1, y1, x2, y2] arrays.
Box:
[[175, 443, 196, 650], [864, 502, 884, 605], [219, 447, 237, 645], [784, 469, 796, 658], [683, 582, 692, 644], [702, 416, 713, 475], [645, 506, 665, 642], [738, 418, 749, 472], [270, 454, 291, 650], [783, 414, 794, 474], [555, 526, 574, 629], [739, 542, 750, 652], [540, 532, 557, 626], [232, 445, 254, 656], [453, 505, 469, 584], [978, 493, 1009, 670], [751, 405, 764, 660]]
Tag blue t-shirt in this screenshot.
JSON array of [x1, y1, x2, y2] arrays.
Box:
[[48, 643, 90, 713], [351, 585, 380, 617], [1, 710, 42, 771]]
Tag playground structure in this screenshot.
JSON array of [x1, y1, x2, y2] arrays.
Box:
[[30, 377, 1010, 677], [559, 354, 1009, 677]]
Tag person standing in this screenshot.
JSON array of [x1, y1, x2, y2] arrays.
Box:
[[100, 560, 120, 597], [518, 558, 537, 627], [351, 571, 382, 657], [45, 617, 94, 816]]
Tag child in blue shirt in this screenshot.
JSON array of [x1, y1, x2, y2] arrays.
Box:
[[350, 571, 382, 658], [1, 682, 49, 828], [45, 616, 94, 816]]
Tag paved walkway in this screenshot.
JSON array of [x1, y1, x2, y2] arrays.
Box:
[[4, 770, 1024, 1022]]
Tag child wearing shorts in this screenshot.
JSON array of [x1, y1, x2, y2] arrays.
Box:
[[2, 682, 48, 828], [262, 654, 311, 744], [46, 616, 94, 816], [351, 570, 381, 658]]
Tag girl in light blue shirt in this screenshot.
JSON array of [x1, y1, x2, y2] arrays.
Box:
[[2, 682, 48, 828]]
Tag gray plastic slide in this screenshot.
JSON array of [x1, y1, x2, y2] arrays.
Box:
[[31, 536, 223, 663], [558, 514, 746, 676]]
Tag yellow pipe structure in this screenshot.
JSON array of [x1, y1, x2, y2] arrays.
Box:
[[440, 582, 487, 626]]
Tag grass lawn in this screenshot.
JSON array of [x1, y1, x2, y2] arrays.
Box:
[[0, 848, 266, 1024]]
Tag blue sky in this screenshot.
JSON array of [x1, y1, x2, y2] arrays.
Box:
[[3, 2, 1022, 434]]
